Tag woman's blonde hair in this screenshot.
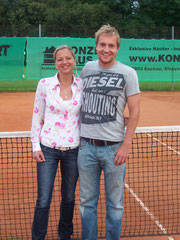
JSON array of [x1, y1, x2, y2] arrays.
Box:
[[53, 45, 76, 61], [95, 24, 120, 49]]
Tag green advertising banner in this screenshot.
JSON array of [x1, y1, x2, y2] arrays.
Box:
[[0, 37, 26, 81], [26, 37, 180, 81], [119, 39, 180, 81], [26, 37, 97, 79]]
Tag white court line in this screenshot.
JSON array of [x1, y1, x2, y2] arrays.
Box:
[[125, 182, 175, 240], [147, 133, 180, 155]]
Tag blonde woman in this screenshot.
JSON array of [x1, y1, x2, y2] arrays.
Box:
[[31, 45, 83, 240]]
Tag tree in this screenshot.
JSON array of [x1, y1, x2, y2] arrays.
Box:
[[44, 1, 120, 37], [1, 0, 47, 36], [0, 0, 179, 37], [136, 0, 180, 26]]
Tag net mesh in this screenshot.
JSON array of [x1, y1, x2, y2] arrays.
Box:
[[0, 126, 180, 239]]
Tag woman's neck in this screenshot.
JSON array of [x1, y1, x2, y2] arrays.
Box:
[[58, 72, 73, 87]]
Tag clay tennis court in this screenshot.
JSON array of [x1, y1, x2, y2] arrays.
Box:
[[0, 91, 180, 240], [0, 91, 180, 131]]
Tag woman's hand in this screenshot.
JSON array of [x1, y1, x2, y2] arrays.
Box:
[[124, 115, 129, 126], [33, 151, 45, 162]]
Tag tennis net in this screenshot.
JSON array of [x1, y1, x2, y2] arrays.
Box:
[[0, 126, 180, 239]]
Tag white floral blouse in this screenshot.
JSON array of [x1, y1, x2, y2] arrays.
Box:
[[31, 73, 83, 152]]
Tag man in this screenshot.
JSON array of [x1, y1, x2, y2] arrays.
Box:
[[78, 24, 140, 240]]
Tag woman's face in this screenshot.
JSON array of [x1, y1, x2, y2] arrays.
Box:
[[55, 48, 76, 75]]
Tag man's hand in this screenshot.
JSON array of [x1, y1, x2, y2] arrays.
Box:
[[33, 151, 45, 162], [114, 93, 140, 166], [114, 143, 131, 166]]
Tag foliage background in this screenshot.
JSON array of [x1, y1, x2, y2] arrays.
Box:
[[0, 0, 180, 38]]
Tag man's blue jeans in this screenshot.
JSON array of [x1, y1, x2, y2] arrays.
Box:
[[77, 139, 126, 240], [32, 144, 79, 240]]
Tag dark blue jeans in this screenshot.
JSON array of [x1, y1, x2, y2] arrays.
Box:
[[32, 144, 79, 240]]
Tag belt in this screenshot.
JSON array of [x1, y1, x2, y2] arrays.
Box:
[[54, 145, 78, 151], [82, 137, 119, 147]]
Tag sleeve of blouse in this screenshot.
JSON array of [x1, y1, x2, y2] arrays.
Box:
[[31, 80, 46, 152]]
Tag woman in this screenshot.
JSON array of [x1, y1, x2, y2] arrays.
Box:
[[31, 45, 83, 240]]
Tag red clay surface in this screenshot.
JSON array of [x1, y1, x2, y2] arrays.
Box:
[[0, 91, 180, 132]]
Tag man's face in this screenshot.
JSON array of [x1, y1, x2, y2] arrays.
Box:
[[96, 33, 119, 68]]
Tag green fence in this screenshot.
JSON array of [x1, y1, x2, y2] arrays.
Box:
[[120, 39, 180, 82], [26, 37, 97, 79], [0, 37, 180, 89], [0, 37, 26, 81]]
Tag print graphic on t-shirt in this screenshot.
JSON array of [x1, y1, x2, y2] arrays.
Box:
[[82, 71, 125, 124]]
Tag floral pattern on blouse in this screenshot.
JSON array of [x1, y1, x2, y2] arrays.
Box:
[[31, 73, 83, 152]]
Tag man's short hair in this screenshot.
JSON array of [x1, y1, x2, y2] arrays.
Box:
[[95, 24, 120, 49]]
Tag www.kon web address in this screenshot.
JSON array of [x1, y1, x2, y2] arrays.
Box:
[[129, 55, 180, 62]]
